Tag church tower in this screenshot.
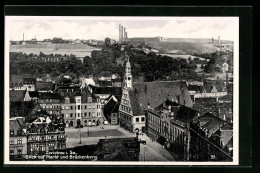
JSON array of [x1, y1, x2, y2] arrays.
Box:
[[124, 53, 132, 89]]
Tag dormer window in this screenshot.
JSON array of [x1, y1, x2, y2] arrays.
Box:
[[76, 98, 81, 103], [65, 97, 70, 103], [88, 97, 92, 103]]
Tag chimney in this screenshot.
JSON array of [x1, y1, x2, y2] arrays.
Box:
[[125, 32, 128, 39], [212, 37, 214, 44], [121, 26, 124, 41], [119, 24, 121, 42]]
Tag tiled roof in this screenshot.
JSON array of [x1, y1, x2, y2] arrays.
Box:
[[173, 105, 198, 123], [60, 88, 97, 103], [10, 101, 44, 122], [90, 86, 122, 96], [104, 98, 119, 114], [36, 82, 55, 91], [198, 112, 226, 137], [10, 75, 24, 87], [129, 81, 193, 116], [23, 77, 36, 84], [203, 81, 226, 93], [39, 92, 61, 99], [156, 99, 198, 123], [29, 91, 39, 98], [10, 118, 26, 136], [10, 90, 26, 102]]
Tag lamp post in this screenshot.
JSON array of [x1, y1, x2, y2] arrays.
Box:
[[79, 129, 81, 144], [144, 147, 147, 161]]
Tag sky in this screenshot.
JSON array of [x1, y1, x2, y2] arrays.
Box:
[[6, 16, 239, 41]]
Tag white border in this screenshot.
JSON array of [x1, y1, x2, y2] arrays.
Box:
[[4, 16, 239, 166]]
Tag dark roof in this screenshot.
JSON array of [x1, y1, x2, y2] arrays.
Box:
[[39, 92, 61, 99], [10, 118, 26, 136], [36, 82, 55, 91], [198, 112, 227, 137], [10, 75, 24, 87], [194, 97, 218, 103], [10, 101, 44, 122], [98, 80, 113, 87], [10, 90, 26, 102], [156, 99, 198, 123], [104, 98, 119, 114], [90, 86, 122, 96], [203, 81, 226, 92], [23, 77, 36, 84], [112, 78, 123, 83], [60, 88, 97, 103], [218, 94, 233, 101], [29, 91, 39, 98], [188, 85, 203, 92], [129, 81, 193, 116]]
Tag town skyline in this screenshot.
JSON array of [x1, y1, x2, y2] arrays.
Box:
[[6, 16, 238, 41]]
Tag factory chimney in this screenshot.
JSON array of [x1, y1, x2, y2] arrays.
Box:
[[119, 24, 121, 42], [123, 28, 126, 42], [125, 32, 128, 39], [218, 36, 220, 45], [121, 25, 124, 42]]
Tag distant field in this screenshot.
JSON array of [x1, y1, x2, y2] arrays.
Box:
[[160, 54, 209, 61], [9, 43, 100, 57], [149, 42, 222, 54]]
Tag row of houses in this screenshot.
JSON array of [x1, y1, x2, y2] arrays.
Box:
[[101, 53, 233, 161], [9, 102, 66, 160]]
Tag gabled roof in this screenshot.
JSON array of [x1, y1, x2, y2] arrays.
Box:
[[155, 99, 198, 123], [104, 98, 120, 114], [198, 112, 227, 137], [203, 81, 226, 93], [60, 88, 97, 103], [10, 90, 26, 102], [10, 118, 26, 136], [128, 81, 193, 116]]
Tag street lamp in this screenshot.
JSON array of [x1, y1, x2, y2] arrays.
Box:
[[144, 147, 147, 161], [79, 129, 81, 144]]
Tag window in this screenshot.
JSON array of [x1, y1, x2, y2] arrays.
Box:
[[17, 148, 22, 155], [10, 139, 14, 145], [66, 114, 69, 118], [78, 113, 80, 117], [17, 138, 22, 144], [89, 112, 91, 117], [70, 113, 73, 118], [85, 105, 87, 109], [66, 106, 69, 110], [10, 130, 14, 135], [141, 117, 145, 122], [92, 105, 95, 109], [97, 105, 99, 109], [10, 150, 14, 155], [136, 118, 139, 122], [76, 99, 81, 103], [84, 112, 87, 117], [70, 106, 73, 110], [78, 105, 81, 110]]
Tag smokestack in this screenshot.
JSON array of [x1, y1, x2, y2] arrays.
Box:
[[218, 36, 220, 45], [124, 28, 126, 38], [121, 26, 124, 42], [119, 24, 121, 42], [125, 32, 127, 39]]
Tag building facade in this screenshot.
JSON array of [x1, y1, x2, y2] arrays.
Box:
[[38, 92, 61, 115], [9, 117, 27, 160], [26, 116, 66, 156], [61, 88, 103, 127]]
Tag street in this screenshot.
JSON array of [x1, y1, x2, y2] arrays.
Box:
[[65, 125, 177, 161]]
